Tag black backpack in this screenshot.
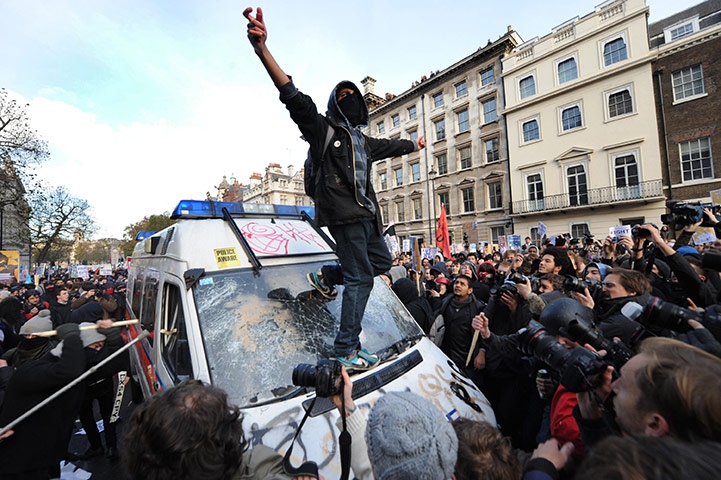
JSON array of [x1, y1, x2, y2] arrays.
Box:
[[304, 125, 335, 200]]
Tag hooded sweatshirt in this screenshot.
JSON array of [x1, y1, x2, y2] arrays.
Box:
[[392, 278, 433, 334]]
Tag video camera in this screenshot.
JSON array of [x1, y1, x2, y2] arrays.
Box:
[[292, 359, 343, 397], [661, 200, 721, 230]]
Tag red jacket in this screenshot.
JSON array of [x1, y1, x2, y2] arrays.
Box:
[[550, 385, 585, 457]]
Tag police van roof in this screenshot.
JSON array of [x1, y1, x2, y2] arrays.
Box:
[[171, 199, 315, 219]]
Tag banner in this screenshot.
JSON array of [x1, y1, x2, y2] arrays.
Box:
[[0, 250, 20, 285], [421, 248, 437, 260], [711, 188, 721, 206], [411, 236, 422, 271], [537, 221, 547, 238], [435, 205, 452, 259], [99, 264, 113, 276], [609, 225, 632, 239], [693, 227, 717, 245]]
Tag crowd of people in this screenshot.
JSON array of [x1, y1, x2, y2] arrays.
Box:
[[0, 269, 130, 479]]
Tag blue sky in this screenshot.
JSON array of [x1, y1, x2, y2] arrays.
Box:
[[1, 0, 692, 238]]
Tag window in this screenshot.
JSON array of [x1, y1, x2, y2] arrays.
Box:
[[488, 181, 502, 209], [485, 138, 500, 163], [379, 172, 387, 190], [481, 67, 495, 86], [377, 121, 385, 134], [522, 118, 540, 142], [459, 146, 472, 170], [413, 198, 423, 220], [530, 227, 542, 245], [462, 187, 475, 213], [279, 194, 288, 204], [527, 173, 544, 210], [670, 22, 694, 41], [603, 37, 627, 66], [455, 80, 468, 98], [608, 89, 633, 118], [491, 226, 504, 244], [411, 163, 420, 182], [395, 201, 405, 222], [567, 165, 588, 206], [161, 284, 192, 381], [408, 105, 417, 120], [457, 109, 470, 133], [680, 138, 713, 181], [561, 105, 582, 131], [615, 154, 640, 199], [437, 153, 448, 175], [557, 57, 578, 84], [482, 98, 497, 124], [408, 131, 418, 144], [295, 196, 303, 205], [392, 114, 400, 128], [394, 167, 403, 186], [438, 191, 450, 215], [433, 92, 444, 108], [381, 204, 389, 224], [434, 118, 446, 141], [571, 223, 590, 238], [672, 65, 704, 101], [519, 75, 536, 99], [141, 271, 159, 339]]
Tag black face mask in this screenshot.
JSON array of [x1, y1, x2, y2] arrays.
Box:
[[19, 336, 49, 351], [337, 93, 364, 126]]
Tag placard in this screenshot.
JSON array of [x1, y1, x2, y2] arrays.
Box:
[[498, 235, 507, 253], [469, 243, 477, 253], [710, 188, 721, 206], [692, 227, 717, 245], [609, 225, 632, 238], [508, 234, 522, 251], [421, 248, 437, 260], [402, 239, 411, 252], [99, 264, 113, 276], [537, 221, 547, 238]]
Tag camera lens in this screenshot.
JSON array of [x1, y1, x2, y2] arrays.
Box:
[[641, 296, 700, 333], [292, 363, 317, 389]]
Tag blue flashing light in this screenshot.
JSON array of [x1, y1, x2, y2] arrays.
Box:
[[135, 231, 157, 241], [171, 199, 315, 219]]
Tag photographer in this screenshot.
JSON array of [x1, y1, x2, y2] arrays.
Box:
[[642, 224, 717, 308], [23, 290, 49, 321], [71, 284, 118, 320]]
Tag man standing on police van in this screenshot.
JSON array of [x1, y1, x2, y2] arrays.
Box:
[[244, 7, 425, 372]]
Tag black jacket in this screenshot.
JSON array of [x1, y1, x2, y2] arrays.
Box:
[[594, 294, 648, 344], [278, 79, 416, 233], [439, 294, 485, 367], [392, 278, 433, 334], [50, 299, 72, 327]]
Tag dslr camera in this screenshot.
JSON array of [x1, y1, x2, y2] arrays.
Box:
[[507, 271, 540, 292], [563, 275, 603, 299], [292, 359, 343, 397], [621, 296, 708, 334]]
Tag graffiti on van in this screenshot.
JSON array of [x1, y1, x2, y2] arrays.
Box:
[[238, 218, 333, 257]]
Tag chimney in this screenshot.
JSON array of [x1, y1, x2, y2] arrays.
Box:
[[361, 76, 376, 95], [288, 164, 295, 177]]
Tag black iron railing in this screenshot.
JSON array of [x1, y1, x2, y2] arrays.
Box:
[[512, 179, 663, 215]]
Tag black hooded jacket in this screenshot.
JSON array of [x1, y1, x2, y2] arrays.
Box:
[[278, 79, 417, 232], [392, 278, 433, 334]]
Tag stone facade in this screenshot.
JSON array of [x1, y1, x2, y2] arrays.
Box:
[[366, 31, 522, 247], [650, 0, 721, 203], [223, 164, 312, 206], [502, 0, 666, 241]]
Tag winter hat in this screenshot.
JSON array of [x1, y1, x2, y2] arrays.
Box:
[[19, 310, 52, 335], [366, 391, 458, 480], [24, 289, 40, 300], [79, 322, 106, 347], [392, 278, 419, 304], [585, 262, 610, 280], [0, 290, 9, 302]]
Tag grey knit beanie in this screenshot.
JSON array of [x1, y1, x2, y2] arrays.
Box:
[[19, 310, 52, 335], [79, 322, 106, 347], [366, 391, 458, 480]]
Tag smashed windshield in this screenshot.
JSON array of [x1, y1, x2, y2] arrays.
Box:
[[192, 260, 422, 406]]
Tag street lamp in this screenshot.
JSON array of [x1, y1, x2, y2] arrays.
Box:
[[427, 168, 437, 246]]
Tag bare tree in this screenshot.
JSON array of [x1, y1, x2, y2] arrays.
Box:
[[30, 187, 96, 263]]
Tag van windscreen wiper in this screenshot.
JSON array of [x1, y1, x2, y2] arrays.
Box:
[[221, 206, 262, 275]]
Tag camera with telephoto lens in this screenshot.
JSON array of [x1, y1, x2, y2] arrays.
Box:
[[507, 271, 541, 293], [425, 279, 440, 293], [620, 296, 704, 334], [563, 276, 603, 299], [292, 359, 343, 397], [518, 321, 608, 393], [661, 200, 721, 230]]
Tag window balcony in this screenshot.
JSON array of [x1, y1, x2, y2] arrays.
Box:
[[512, 179, 663, 215]]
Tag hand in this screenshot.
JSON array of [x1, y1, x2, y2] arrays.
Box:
[[30, 307, 38, 315], [642, 223, 663, 245], [500, 292, 518, 312], [0, 429, 14, 443], [473, 350, 485, 370], [86, 289, 96, 298], [512, 254, 524, 270], [683, 216, 704, 232], [576, 365, 613, 420], [687, 298, 704, 313], [96, 319, 114, 329], [438, 284, 448, 296], [531, 438, 574, 471], [618, 235, 633, 253], [428, 289, 440, 297], [516, 278, 531, 299], [0, 359, 7, 367], [536, 376, 555, 398], [416, 136, 426, 150], [330, 367, 355, 418], [471, 313, 491, 339], [243, 7, 267, 53], [603, 236, 615, 259], [704, 207, 719, 225], [572, 287, 595, 310]]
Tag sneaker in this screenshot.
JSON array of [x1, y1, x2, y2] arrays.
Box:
[[337, 350, 379, 373], [307, 271, 337, 300]]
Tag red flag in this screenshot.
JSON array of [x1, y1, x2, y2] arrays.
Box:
[[435, 205, 451, 260]]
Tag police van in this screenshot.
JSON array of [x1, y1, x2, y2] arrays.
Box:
[[126, 199, 495, 476]]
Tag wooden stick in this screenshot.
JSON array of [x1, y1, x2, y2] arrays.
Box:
[[34, 319, 139, 337], [465, 330, 480, 367]]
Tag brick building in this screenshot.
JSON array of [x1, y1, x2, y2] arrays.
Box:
[[650, 0, 721, 203]]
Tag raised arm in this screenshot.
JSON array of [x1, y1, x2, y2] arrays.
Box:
[[244, 7, 291, 87]]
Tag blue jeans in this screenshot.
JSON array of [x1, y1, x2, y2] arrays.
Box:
[[322, 221, 392, 356]]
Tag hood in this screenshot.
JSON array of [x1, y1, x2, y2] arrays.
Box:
[[585, 262, 610, 280], [389, 266, 407, 284], [327, 80, 369, 127], [71, 301, 104, 324], [392, 278, 419, 304], [430, 262, 450, 278]]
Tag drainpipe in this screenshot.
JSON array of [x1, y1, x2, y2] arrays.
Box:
[[421, 93, 433, 244], [654, 69, 673, 200], [499, 53, 514, 218]]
